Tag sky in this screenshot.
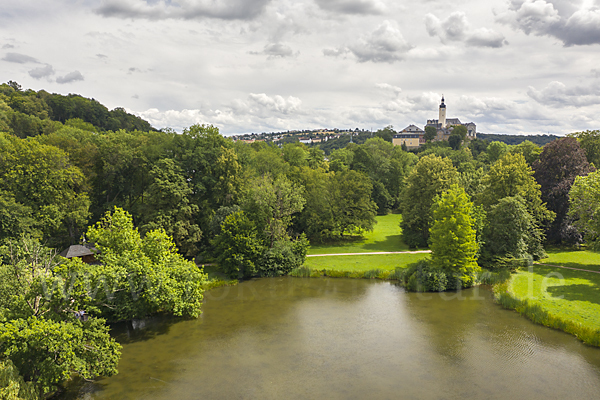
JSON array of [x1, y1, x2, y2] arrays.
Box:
[[1, 0, 600, 136]]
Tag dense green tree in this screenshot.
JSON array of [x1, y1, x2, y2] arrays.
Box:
[[569, 130, 600, 168], [424, 126, 437, 142], [374, 125, 395, 142], [468, 138, 489, 158], [212, 210, 264, 279], [282, 143, 308, 167], [510, 140, 541, 165], [328, 148, 353, 172], [400, 155, 460, 248], [0, 239, 121, 398], [477, 153, 554, 227], [244, 175, 305, 247], [85, 207, 206, 321], [0, 359, 38, 400], [139, 158, 202, 257], [486, 141, 509, 163], [569, 170, 600, 249], [331, 170, 377, 235], [0, 133, 90, 245], [479, 196, 539, 268], [448, 132, 462, 150], [429, 186, 480, 287], [0, 318, 120, 398], [533, 137, 594, 244]]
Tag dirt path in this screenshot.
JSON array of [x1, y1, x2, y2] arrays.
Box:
[[307, 250, 431, 257], [534, 263, 600, 274]]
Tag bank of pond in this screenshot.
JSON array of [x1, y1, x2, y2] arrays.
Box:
[[62, 277, 600, 399]]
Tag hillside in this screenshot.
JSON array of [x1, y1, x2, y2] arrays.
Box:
[[0, 81, 156, 138]]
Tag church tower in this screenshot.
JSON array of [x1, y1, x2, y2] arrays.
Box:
[[439, 95, 447, 128]]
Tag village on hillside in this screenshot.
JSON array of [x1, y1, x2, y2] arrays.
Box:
[[232, 96, 477, 149]]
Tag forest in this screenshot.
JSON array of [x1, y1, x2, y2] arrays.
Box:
[[1, 82, 600, 398]]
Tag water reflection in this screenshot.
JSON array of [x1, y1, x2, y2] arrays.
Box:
[[64, 278, 600, 400]]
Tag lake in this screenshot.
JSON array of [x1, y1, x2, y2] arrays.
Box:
[[65, 277, 600, 399]]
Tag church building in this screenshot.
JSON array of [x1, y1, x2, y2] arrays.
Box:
[[393, 96, 476, 148]]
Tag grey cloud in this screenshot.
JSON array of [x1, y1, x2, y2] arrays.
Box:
[[2, 52, 39, 63], [426, 12, 507, 48], [128, 67, 142, 73], [346, 21, 413, 63], [2, 44, 15, 49], [97, 54, 108, 59], [323, 47, 349, 57], [250, 43, 297, 58], [314, 0, 385, 15], [527, 81, 600, 107], [96, 0, 271, 21], [28, 64, 55, 79], [497, 0, 600, 46], [56, 71, 85, 84]]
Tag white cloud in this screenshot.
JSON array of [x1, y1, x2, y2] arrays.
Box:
[[2, 52, 39, 63], [314, 0, 386, 15], [346, 20, 413, 63], [250, 43, 297, 58], [56, 71, 84, 84], [28, 64, 54, 79], [497, 0, 600, 46], [95, 0, 272, 21], [527, 81, 600, 107], [426, 12, 507, 47]]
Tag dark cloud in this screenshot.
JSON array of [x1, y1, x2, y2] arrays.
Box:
[[28, 64, 55, 79], [426, 12, 507, 48], [128, 67, 142, 73], [497, 0, 600, 46], [2, 44, 15, 49], [56, 71, 85, 84], [314, 0, 385, 15], [96, 0, 272, 21], [250, 43, 297, 58], [344, 21, 413, 63], [2, 52, 39, 64], [527, 81, 600, 107]]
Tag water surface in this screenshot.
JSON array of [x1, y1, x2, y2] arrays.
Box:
[[68, 278, 600, 399]]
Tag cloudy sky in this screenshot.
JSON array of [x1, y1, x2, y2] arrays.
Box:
[[2, 0, 600, 135]]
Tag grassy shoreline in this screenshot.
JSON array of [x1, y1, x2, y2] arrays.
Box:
[[492, 249, 600, 346]]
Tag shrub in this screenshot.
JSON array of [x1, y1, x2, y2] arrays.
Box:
[[401, 260, 448, 292], [258, 234, 309, 277]]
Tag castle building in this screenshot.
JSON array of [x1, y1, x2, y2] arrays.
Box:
[[393, 96, 476, 148]]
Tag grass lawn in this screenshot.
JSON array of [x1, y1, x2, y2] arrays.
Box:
[[304, 253, 428, 272], [509, 263, 600, 330], [307, 214, 413, 255], [539, 248, 600, 272]]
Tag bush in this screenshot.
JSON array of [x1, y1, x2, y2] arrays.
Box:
[[257, 234, 309, 277], [401, 260, 448, 292]]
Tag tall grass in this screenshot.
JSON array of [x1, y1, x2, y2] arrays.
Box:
[[289, 266, 405, 281], [493, 281, 600, 347]]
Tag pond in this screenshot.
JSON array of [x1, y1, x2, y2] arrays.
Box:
[[65, 278, 600, 399]]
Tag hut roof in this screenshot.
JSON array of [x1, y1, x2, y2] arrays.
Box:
[[59, 244, 97, 259]]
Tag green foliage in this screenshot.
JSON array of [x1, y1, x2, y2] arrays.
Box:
[[510, 140, 541, 165], [480, 196, 543, 268], [0, 359, 38, 400], [86, 207, 206, 320], [477, 152, 554, 227], [532, 137, 594, 245], [0, 133, 90, 246], [139, 158, 202, 257], [401, 260, 448, 292], [0, 317, 120, 397], [258, 234, 309, 277], [429, 186, 480, 284], [212, 210, 264, 279], [424, 126, 437, 142], [374, 125, 395, 142], [568, 130, 600, 168], [400, 154, 460, 248], [486, 141, 509, 163], [569, 170, 600, 249], [477, 133, 558, 146]]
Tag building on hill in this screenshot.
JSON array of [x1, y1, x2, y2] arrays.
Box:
[[393, 96, 476, 148], [392, 125, 425, 149], [425, 96, 476, 141]]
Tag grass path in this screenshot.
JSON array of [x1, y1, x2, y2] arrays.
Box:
[[307, 250, 430, 257]]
